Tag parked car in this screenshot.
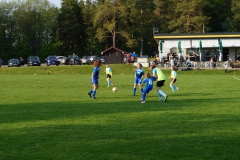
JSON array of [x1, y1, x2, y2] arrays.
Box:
[[57, 56, 68, 65], [100, 56, 106, 64], [0, 58, 3, 66], [8, 58, 20, 67], [46, 55, 60, 66], [67, 55, 82, 65], [27, 56, 41, 66], [81, 56, 90, 65], [87, 56, 100, 65]]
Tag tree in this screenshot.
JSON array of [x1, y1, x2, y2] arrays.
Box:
[[93, 0, 121, 48], [57, 0, 87, 56], [203, 0, 231, 32], [168, 0, 210, 33], [80, 0, 102, 55], [153, 0, 170, 33], [231, 0, 240, 31]]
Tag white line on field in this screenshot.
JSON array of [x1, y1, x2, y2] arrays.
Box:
[[233, 76, 240, 80]]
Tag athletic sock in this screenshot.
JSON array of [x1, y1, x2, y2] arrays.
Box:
[[158, 92, 162, 100], [170, 86, 174, 92], [92, 91, 96, 98], [158, 90, 167, 97], [133, 88, 136, 95], [142, 92, 146, 101]]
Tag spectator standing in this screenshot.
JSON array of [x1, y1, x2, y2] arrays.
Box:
[[73, 53, 76, 65], [223, 61, 229, 73], [170, 57, 175, 67], [19, 57, 24, 66]]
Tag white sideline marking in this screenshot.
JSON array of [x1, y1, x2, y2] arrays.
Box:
[[233, 76, 240, 80]]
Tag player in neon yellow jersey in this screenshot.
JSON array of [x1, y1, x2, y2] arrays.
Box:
[[106, 64, 114, 87], [168, 66, 178, 92], [150, 63, 168, 102]]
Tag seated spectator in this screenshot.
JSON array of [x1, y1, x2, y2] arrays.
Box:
[[210, 57, 215, 68]]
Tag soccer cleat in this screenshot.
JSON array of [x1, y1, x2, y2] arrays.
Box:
[[176, 87, 179, 91], [158, 99, 163, 102], [164, 95, 168, 102], [92, 97, 96, 99], [112, 83, 114, 86], [88, 92, 91, 98], [141, 101, 145, 103]]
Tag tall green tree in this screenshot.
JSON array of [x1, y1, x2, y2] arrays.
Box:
[[153, 0, 170, 33], [57, 0, 87, 56], [80, 0, 102, 55], [168, 0, 210, 33], [231, 0, 240, 31], [93, 0, 123, 48], [203, 0, 231, 32]]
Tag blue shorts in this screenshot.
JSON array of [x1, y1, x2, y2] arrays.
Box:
[[90, 78, 98, 85], [134, 77, 142, 85], [142, 87, 153, 94]]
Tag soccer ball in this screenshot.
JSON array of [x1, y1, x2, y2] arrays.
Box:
[[112, 87, 117, 92]]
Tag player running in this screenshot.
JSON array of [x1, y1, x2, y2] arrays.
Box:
[[105, 64, 114, 87], [151, 63, 168, 102], [168, 66, 178, 92], [88, 60, 102, 99], [140, 72, 156, 103], [133, 63, 144, 96]]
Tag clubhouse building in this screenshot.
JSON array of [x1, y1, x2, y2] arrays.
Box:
[[153, 32, 240, 62]]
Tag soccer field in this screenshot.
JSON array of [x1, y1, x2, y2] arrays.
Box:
[[0, 72, 240, 159]]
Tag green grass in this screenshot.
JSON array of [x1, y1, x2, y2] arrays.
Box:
[[0, 65, 240, 159]]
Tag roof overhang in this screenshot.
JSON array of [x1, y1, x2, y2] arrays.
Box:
[[154, 32, 240, 40]]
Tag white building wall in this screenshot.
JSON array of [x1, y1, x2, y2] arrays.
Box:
[[229, 48, 235, 61], [158, 39, 240, 62]]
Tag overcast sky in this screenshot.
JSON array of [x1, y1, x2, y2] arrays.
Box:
[[48, 0, 61, 7]]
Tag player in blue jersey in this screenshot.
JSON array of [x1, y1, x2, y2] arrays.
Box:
[[140, 72, 156, 103], [133, 63, 144, 96], [88, 60, 102, 99]]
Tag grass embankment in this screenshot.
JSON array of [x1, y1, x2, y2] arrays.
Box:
[[0, 63, 238, 75]]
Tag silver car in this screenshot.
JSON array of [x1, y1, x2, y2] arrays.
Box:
[[56, 56, 67, 65], [100, 56, 105, 64], [81, 56, 89, 65]]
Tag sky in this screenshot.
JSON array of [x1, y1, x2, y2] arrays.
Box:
[[48, 0, 61, 7]]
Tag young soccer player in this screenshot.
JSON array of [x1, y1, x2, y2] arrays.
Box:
[[140, 72, 156, 103], [133, 63, 144, 96], [105, 64, 114, 87], [88, 60, 102, 99], [151, 63, 168, 102], [168, 66, 178, 92]]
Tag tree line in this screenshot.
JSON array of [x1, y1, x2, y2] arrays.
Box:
[[0, 0, 240, 62]]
